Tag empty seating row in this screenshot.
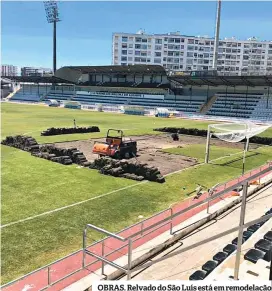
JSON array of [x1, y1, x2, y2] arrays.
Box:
[[206, 93, 265, 119], [189, 208, 271, 280], [217, 92, 263, 96], [207, 111, 251, 119], [10, 91, 42, 102], [251, 96, 272, 121], [244, 209, 272, 264]]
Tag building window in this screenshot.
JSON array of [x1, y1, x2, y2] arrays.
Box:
[[187, 52, 194, 57], [135, 44, 141, 49], [122, 50, 127, 55], [142, 38, 147, 43], [155, 39, 162, 44], [128, 57, 133, 61], [174, 38, 180, 43], [122, 43, 127, 48], [121, 56, 127, 61], [187, 45, 194, 51], [155, 52, 161, 57], [154, 58, 161, 63], [155, 45, 162, 50], [128, 44, 133, 48], [188, 39, 194, 44], [135, 37, 142, 42], [135, 51, 140, 55], [122, 37, 128, 42]]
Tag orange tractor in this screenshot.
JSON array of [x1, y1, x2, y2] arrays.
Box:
[[92, 129, 137, 159]]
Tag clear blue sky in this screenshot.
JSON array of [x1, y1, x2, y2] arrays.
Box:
[[1, 1, 272, 70]]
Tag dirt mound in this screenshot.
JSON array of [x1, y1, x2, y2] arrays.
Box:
[[154, 127, 272, 145], [89, 157, 165, 183]]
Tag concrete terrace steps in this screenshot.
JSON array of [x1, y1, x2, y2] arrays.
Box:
[[199, 95, 218, 115]]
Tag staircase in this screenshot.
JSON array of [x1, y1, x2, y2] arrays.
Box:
[[199, 95, 218, 114], [6, 86, 21, 100]]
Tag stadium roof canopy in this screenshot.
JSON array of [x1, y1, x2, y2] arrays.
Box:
[[3, 76, 75, 84], [169, 74, 272, 87], [62, 65, 166, 74]]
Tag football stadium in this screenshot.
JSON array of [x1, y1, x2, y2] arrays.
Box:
[[1, 1, 272, 291]]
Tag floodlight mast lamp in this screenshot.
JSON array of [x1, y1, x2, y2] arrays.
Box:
[[44, 0, 60, 75], [212, 0, 221, 70]]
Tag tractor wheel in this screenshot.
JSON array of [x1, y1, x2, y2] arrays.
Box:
[[124, 152, 130, 159]]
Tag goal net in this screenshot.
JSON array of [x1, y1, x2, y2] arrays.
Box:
[[205, 121, 270, 165], [209, 122, 270, 143]]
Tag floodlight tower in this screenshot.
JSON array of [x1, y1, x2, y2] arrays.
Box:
[[44, 0, 60, 75], [212, 0, 221, 70]]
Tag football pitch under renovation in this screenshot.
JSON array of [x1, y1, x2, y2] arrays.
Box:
[[1, 102, 272, 283]]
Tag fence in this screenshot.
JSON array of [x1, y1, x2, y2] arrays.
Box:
[[81, 104, 121, 113], [2, 162, 272, 291]]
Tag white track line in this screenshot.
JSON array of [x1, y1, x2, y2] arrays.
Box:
[[1, 147, 265, 229], [0, 181, 147, 229]]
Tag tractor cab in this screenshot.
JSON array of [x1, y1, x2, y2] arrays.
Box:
[[106, 129, 123, 147]]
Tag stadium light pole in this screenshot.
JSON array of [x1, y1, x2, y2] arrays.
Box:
[[212, 0, 221, 70], [44, 1, 60, 75]]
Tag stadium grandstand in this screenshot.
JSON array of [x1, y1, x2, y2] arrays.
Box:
[[3, 65, 272, 121]]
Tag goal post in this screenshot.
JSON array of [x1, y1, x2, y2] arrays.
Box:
[[205, 122, 270, 174]]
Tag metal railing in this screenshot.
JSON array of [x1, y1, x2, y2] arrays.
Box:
[[83, 162, 272, 281], [2, 162, 271, 290]]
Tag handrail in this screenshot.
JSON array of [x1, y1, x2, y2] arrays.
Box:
[[83, 163, 272, 281], [86, 224, 126, 242]]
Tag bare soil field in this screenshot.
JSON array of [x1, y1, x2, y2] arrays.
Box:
[[52, 134, 259, 176]]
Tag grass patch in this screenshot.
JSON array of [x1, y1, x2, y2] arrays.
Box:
[[2, 103, 272, 143], [1, 103, 213, 143], [1, 144, 272, 283], [1, 102, 272, 283]]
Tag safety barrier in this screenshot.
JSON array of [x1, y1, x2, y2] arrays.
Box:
[[2, 162, 271, 291]]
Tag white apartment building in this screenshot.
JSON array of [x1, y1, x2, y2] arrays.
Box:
[[112, 31, 272, 75], [21, 67, 53, 77], [1, 65, 18, 76]]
